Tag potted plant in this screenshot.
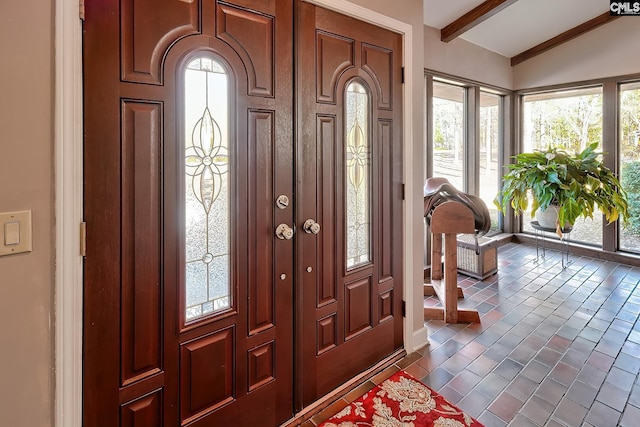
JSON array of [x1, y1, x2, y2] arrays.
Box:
[[495, 143, 630, 236]]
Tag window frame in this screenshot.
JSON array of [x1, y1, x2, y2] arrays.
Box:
[[425, 70, 640, 262], [617, 80, 640, 255], [518, 84, 605, 248], [425, 71, 511, 232], [515, 73, 640, 254]]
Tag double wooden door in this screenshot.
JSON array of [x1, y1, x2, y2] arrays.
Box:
[[83, 1, 403, 426]]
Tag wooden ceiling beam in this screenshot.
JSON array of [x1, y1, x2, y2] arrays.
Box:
[[511, 12, 619, 66], [441, 0, 519, 42]]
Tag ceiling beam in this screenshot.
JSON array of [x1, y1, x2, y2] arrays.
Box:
[[511, 12, 619, 66], [441, 0, 519, 42]]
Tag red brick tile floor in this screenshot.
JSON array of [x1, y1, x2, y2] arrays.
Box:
[[297, 242, 640, 427]]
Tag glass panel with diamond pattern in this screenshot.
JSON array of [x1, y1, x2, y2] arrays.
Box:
[[345, 81, 371, 268], [183, 57, 231, 321]]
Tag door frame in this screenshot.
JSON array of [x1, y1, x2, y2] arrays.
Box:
[[54, 1, 419, 426]]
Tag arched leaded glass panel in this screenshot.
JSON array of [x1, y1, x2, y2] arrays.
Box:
[[183, 56, 231, 321], [345, 81, 371, 268]]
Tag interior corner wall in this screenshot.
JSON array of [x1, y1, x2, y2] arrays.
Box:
[[0, 0, 54, 426], [513, 18, 640, 89], [424, 25, 513, 90]]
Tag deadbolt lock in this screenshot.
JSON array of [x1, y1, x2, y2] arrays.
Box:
[[275, 195, 290, 209]]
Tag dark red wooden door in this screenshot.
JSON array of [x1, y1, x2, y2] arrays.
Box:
[[83, 1, 294, 426], [295, 2, 404, 408], [84, 0, 403, 425]]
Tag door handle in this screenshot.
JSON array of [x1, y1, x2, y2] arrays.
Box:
[[275, 223, 294, 240], [303, 219, 321, 235]]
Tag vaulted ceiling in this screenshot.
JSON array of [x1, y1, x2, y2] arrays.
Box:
[[423, 0, 618, 66]]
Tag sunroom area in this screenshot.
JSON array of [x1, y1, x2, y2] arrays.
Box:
[[427, 76, 640, 261], [413, 1, 640, 426]]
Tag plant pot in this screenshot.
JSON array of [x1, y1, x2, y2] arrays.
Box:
[[535, 205, 572, 232], [535, 205, 559, 229]]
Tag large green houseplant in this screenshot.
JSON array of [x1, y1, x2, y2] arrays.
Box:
[[495, 143, 629, 235]]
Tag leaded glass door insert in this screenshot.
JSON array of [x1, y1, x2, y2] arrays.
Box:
[[184, 56, 231, 321], [345, 80, 371, 268]]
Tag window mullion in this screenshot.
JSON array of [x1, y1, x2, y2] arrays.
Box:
[[466, 86, 480, 195], [602, 81, 618, 251], [425, 74, 434, 180]]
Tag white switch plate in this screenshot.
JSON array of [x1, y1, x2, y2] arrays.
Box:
[[0, 210, 32, 256]]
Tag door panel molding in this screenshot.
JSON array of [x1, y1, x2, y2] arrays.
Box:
[[247, 109, 276, 335], [179, 328, 235, 423], [216, 3, 275, 97], [120, 100, 163, 388], [316, 32, 355, 103], [361, 43, 393, 110], [120, 0, 199, 84], [120, 389, 163, 427]]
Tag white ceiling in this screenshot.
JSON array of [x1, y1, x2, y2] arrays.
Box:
[[424, 0, 609, 58]]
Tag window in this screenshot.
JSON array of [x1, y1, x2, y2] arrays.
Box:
[[427, 74, 507, 236], [183, 56, 231, 322], [479, 91, 501, 232], [429, 73, 639, 260], [432, 81, 465, 191], [619, 81, 640, 254], [345, 80, 372, 268], [521, 87, 603, 247]]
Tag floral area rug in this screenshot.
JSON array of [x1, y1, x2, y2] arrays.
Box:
[[318, 370, 484, 427]]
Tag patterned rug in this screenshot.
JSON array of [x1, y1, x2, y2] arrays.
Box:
[[318, 370, 484, 427]]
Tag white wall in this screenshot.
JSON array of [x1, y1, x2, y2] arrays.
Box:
[[514, 18, 640, 89], [0, 0, 53, 426], [424, 25, 513, 89]]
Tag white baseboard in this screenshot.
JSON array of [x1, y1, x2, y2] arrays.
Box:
[[410, 326, 430, 352]]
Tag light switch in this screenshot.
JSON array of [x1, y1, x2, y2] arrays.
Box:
[[4, 222, 20, 245], [0, 210, 32, 256]]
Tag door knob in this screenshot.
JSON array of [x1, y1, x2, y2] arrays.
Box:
[[275, 223, 294, 240], [303, 219, 321, 234]]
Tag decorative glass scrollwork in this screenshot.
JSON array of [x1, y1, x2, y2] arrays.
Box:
[[184, 56, 231, 321], [345, 81, 372, 268], [185, 106, 228, 213]]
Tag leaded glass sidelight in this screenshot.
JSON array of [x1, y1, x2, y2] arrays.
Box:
[[345, 81, 371, 268], [184, 56, 231, 322]]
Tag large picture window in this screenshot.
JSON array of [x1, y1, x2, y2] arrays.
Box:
[[426, 71, 638, 263], [521, 87, 603, 247]]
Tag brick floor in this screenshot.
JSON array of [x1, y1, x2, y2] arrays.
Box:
[[296, 242, 640, 426]]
